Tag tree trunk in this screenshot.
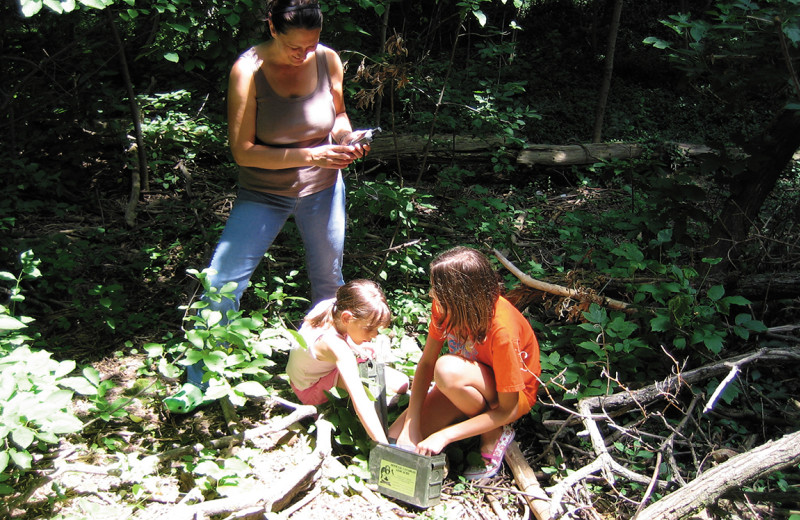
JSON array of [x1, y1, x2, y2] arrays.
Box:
[[367, 135, 645, 165], [415, 13, 465, 184], [364, 136, 749, 168], [109, 13, 149, 227], [518, 142, 644, 166], [592, 0, 623, 143], [705, 108, 800, 271]]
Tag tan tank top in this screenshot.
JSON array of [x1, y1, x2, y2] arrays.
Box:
[[237, 46, 338, 197]]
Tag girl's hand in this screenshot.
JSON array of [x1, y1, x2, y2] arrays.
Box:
[[415, 431, 449, 456], [356, 343, 376, 360], [394, 423, 421, 450], [310, 144, 358, 169]]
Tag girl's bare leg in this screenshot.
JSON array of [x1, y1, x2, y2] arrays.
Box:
[[433, 354, 497, 416], [387, 385, 466, 441], [389, 354, 502, 446], [385, 365, 409, 395], [433, 354, 503, 452]]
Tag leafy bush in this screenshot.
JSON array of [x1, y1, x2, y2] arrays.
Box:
[[132, 89, 229, 191], [147, 269, 298, 407], [0, 252, 98, 495]]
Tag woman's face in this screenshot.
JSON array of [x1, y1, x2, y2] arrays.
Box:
[[271, 25, 322, 66]]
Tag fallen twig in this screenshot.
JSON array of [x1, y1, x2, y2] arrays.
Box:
[[486, 492, 509, 520], [164, 416, 334, 520], [149, 401, 317, 465], [703, 349, 768, 413], [503, 441, 551, 519], [493, 248, 633, 313]]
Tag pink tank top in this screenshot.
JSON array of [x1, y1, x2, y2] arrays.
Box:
[[237, 46, 339, 197]]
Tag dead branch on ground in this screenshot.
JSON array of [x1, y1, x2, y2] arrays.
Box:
[[494, 249, 633, 314], [543, 346, 800, 518], [635, 429, 800, 520], [504, 441, 552, 519], [165, 416, 334, 520]]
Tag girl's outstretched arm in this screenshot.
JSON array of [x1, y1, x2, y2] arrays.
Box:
[[390, 335, 443, 448], [317, 335, 388, 444]]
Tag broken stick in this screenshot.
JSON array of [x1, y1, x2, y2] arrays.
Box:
[[504, 441, 551, 520], [493, 249, 632, 313]]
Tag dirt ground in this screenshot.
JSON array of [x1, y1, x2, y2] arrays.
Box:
[[9, 353, 541, 520]]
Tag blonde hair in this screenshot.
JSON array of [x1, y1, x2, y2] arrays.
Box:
[[429, 246, 501, 343], [305, 279, 391, 330]]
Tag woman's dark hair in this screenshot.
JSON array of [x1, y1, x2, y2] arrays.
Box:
[[429, 246, 502, 343], [267, 0, 323, 34]]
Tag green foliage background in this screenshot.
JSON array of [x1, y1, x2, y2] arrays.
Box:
[[1, 0, 799, 517]]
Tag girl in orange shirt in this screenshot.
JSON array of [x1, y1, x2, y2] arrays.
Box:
[[389, 247, 541, 479]]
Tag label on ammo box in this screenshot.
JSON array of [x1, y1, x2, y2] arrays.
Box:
[[378, 459, 417, 497]]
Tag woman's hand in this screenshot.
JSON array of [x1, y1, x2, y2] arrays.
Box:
[[338, 130, 374, 160], [309, 144, 359, 169]]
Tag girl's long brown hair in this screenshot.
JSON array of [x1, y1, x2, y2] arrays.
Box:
[[429, 246, 501, 343], [305, 279, 391, 330]]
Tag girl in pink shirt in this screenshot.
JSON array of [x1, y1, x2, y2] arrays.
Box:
[[287, 280, 408, 443]]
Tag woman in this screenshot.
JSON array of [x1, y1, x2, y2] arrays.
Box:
[[166, 0, 370, 413]]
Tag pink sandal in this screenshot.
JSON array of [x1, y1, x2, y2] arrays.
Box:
[[462, 425, 515, 480]]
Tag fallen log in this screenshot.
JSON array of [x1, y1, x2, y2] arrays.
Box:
[[367, 134, 501, 163], [634, 429, 800, 520], [734, 271, 800, 300], [517, 143, 644, 166], [367, 135, 647, 166], [364, 134, 747, 168]]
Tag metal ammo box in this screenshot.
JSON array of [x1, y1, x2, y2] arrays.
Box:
[[369, 443, 447, 508]]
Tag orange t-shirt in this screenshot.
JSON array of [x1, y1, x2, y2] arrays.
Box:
[[428, 296, 541, 407]]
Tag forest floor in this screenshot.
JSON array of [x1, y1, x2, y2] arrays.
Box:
[[5, 162, 798, 520], [12, 350, 546, 520]]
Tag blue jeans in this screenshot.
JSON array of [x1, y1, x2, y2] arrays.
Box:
[[186, 175, 346, 386]]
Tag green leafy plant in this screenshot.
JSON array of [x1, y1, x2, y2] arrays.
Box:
[[133, 90, 225, 191], [147, 268, 302, 407], [538, 234, 767, 400], [181, 446, 263, 500], [322, 386, 376, 458], [0, 251, 99, 494], [347, 175, 434, 283], [84, 370, 130, 423], [251, 267, 310, 321], [645, 258, 767, 354]]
